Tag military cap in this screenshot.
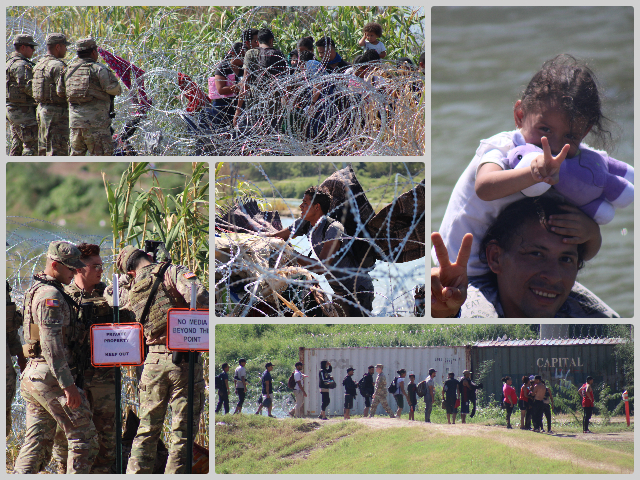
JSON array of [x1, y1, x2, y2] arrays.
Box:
[[13, 34, 38, 46], [116, 245, 143, 274], [46, 33, 71, 46], [47, 241, 86, 269], [76, 37, 97, 52]]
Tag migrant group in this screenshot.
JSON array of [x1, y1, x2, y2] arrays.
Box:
[[7, 22, 425, 156], [216, 360, 598, 434]]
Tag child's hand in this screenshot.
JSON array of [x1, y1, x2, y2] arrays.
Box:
[[530, 137, 570, 185], [548, 204, 598, 245]]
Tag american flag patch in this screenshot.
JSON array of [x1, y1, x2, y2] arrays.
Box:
[[183, 272, 197, 280], [45, 299, 60, 307]]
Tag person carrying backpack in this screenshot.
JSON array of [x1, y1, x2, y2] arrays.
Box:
[[343, 367, 358, 419], [215, 363, 230, 414], [424, 368, 437, 422], [318, 360, 335, 420], [233, 27, 287, 132], [358, 365, 376, 417], [288, 362, 307, 418]]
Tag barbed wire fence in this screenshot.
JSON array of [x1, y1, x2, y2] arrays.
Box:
[[215, 163, 426, 317], [7, 7, 424, 156], [6, 218, 209, 472]]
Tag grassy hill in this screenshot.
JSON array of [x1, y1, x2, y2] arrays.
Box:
[[215, 414, 633, 474]]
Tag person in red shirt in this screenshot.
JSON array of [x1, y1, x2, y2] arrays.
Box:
[[579, 376, 595, 433], [519, 376, 532, 429], [502, 376, 518, 429]]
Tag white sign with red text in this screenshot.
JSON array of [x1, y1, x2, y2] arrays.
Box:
[[167, 309, 209, 352]]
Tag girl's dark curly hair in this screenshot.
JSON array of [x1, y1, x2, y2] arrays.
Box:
[[520, 54, 615, 150]]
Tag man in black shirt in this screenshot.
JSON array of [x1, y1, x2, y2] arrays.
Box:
[[255, 362, 275, 417], [215, 363, 230, 414], [442, 372, 460, 424], [343, 367, 357, 419], [361, 365, 375, 417]]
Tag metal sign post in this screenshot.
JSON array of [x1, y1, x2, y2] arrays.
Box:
[[113, 274, 122, 474], [186, 282, 196, 474]]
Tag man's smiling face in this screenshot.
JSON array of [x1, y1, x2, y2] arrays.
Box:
[[487, 219, 579, 318]]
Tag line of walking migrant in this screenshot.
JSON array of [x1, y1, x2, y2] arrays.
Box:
[[215, 360, 599, 434]]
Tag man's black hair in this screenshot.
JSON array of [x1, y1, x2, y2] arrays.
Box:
[[242, 28, 259, 44], [298, 50, 314, 63], [360, 49, 380, 63], [534, 375, 542, 381], [315, 36, 335, 49], [586, 376, 594, 382], [222, 363, 229, 369], [78, 47, 96, 59], [396, 56, 414, 66], [257, 28, 274, 45], [304, 186, 332, 215], [297, 36, 314, 51], [239, 358, 246, 364], [479, 196, 586, 273]]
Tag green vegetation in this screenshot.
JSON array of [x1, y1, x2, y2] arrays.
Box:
[[8, 6, 425, 67], [215, 415, 633, 474], [215, 162, 425, 212]]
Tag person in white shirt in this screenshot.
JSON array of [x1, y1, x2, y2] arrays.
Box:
[[358, 22, 386, 59], [233, 359, 248, 414], [289, 361, 307, 418]]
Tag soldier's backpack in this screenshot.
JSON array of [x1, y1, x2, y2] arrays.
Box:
[[388, 376, 399, 394], [287, 371, 297, 389], [416, 380, 428, 398]]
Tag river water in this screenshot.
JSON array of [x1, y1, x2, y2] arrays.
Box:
[[431, 7, 634, 317], [280, 217, 425, 316]]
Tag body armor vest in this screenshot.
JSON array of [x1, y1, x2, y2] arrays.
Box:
[[32, 55, 67, 105], [6, 54, 35, 104], [128, 263, 177, 339], [64, 60, 110, 103], [65, 282, 113, 326], [22, 276, 79, 359]]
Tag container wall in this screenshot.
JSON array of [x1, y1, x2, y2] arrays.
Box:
[[302, 346, 468, 416], [471, 343, 624, 405]]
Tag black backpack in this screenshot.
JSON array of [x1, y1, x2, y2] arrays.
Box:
[[357, 373, 372, 397], [388, 377, 398, 394], [416, 380, 427, 398], [215, 373, 225, 390], [287, 371, 297, 390]]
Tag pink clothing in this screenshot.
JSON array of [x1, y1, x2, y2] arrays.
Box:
[[208, 74, 236, 100], [503, 384, 517, 405], [580, 383, 594, 407]]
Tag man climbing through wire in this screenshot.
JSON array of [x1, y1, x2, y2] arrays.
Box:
[[266, 186, 375, 317]]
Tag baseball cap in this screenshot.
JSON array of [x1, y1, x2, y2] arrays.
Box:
[[428, 368, 436, 375], [408, 371, 415, 377], [13, 34, 38, 46], [265, 362, 273, 368], [347, 367, 355, 373], [529, 375, 536, 382], [463, 370, 472, 375], [116, 245, 143, 273], [47, 241, 86, 269], [375, 364, 383, 369], [46, 33, 70, 46]]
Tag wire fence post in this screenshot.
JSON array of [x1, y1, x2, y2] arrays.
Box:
[[113, 273, 122, 474]]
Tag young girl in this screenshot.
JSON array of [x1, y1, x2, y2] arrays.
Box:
[[502, 376, 517, 429], [434, 54, 623, 310]]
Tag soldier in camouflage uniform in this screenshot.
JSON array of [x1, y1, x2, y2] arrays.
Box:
[[13, 241, 97, 474], [32, 33, 71, 156], [117, 246, 208, 474], [6, 34, 39, 156], [7, 281, 28, 437], [57, 37, 122, 156], [49, 243, 116, 474], [368, 364, 395, 418]]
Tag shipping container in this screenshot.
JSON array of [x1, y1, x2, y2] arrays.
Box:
[[469, 338, 627, 407], [300, 346, 469, 416]]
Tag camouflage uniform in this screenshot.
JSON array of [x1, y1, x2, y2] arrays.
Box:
[[13, 242, 97, 474], [6, 35, 39, 156], [56, 37, 122, 156], [118, 247, 209, 474], [32, 33, 71, 156], [369, 368, 394, 417], [6, 282, 24, 437], [50, 281, 116, 474]]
